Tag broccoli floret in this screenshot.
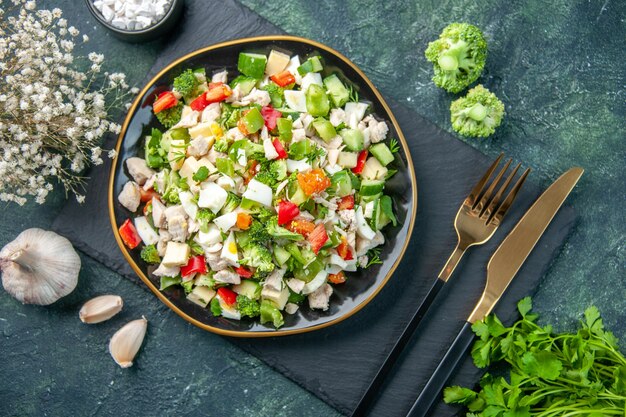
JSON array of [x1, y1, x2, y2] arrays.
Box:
[[140, 244, 161, 264], [450, 85, 504, 138], [266, 217, 304, 241], [210, 297, 222, 316], [260, 300, 284, 328], [254, 170, 277, 187], [236, 295, 261, 318], [155, 102, 183, 128], [239, 243, 275, 274], [249, 205, 275, 223], [248, 221, 271, 243], [425, 23, 487, 93], [197, 208, 217, 232], [173, 69, 200, 100], [262, 83, 285, 108], [213, 138, 230, 153], [181, 280, 193, 294], [221, 192, 241, 214], [269, 160, 287, 181], [161, 169, 182, 204]]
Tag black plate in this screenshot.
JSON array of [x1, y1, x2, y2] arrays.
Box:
[[109, 36, 417, 337]]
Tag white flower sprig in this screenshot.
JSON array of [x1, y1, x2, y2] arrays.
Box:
[[0, 0, 139, 205]]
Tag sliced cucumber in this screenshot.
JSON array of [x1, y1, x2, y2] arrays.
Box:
[[360, 192, 381, 203], [330, 170, 352, 197], [297, 56, 323, 75], [360, 179, 385, 196], [369, 143, 395, 167], [340, 128, 364, 151], [323, 74, 349, 108], [233, 280, 261, 300], [274, 245, 292, 266], [230, 75, 257, 96], [337, 151, 358, 169], [312, 118, 337, 142], [238, 52, 267, 79]]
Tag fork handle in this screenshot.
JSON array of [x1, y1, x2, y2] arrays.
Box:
[[439, 242, 469, 282], [350, 277, 446, 417], [405, 322, 475, 417]]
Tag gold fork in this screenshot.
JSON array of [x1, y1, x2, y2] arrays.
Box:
[[351, 153, 530, 417]]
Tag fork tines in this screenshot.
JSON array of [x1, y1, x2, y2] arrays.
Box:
[[470, 153, 530, 226]]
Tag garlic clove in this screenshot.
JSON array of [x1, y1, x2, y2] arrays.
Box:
[[109, 316, 148, 368], [0, 228, 80, 305], [79, 295, 123, 324]]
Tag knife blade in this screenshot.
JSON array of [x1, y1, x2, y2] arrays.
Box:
[[406, 167, 584, 417]]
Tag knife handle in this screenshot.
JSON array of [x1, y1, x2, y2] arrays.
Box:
[[405, 321, 475, 417], [350, 277, 446, 417]]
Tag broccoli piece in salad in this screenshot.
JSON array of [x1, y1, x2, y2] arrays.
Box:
[[425, 23, 487, 93], [173, 69, 201, 100], [210, 297, 222, 316], [221, 192, 241, 214], [140, 244, 161, 264], [248, 221, 271, 244], [155, 102, 183, 128], [239, 243, 275, 274], [266, 217, 304, 241], [213, 138, 230, 153], [450, 85, 504, 138], [236, 295, 261, 318]]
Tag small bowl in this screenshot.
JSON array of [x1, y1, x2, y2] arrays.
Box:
[[85, 0, 184, 43]]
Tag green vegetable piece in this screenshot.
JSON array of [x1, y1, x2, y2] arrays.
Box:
[[230, 75, 257, 96], [266, 217, 304, 241], [287, 290, 305, 304], [297, 56, 323, 75], [323, 74, 349, 108], [450, 85, 505, 138], [192, 166, 209, 182], [260, 300, 284, 328], [360, 179, 385, 196], [173, 69, 200, 100], [312, 118, 337, 142], [305, 84, 330, 117], [294, 259, 324, 283], [380, 195, 397, 227], [234, 280, 261, 300], [220, 192, 241, 215], [424, 23, 488, 93], [237, 52, 267, 79], [288, 139, 314, 160], [159, 275, 181, 291], [155, 102, 183, 128], [340, 128, 364, 151], [443, 386, 477, 405], [369, 143, 395, 166], [262, 83, 284, 108], [140, 244, 161, 264], [169, 127, 190, 141], [274, 245, 292, 266], [330, 170, 352, 197], [241, 107, 265, 133], [276, 117, 293, 141], [181, 280, 193, 294], [236, 295, 261, 318], [270, 159, 287, 182], [216, 157, 235, 177], [210, 297, 222, 316], [239, 243, 275, 274], [247, 221, 271, 244]]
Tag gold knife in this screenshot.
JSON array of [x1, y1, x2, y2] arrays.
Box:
[[406, 167, 584, 417]]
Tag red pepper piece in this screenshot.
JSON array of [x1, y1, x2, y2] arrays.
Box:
[[153, 91, 178, 114], [308, 223, 329, 254], [277, 200, 300, 225], [352, 150, 368, 174], [272, 138, 288, 159], [261, 106, 282, 130], [217, 287, 238, 306], [336, 236, 353, 261], [235, 267, 254, 279], [119, 219, 141, 249], [190, 93, 210, 111], [337, 195, 355, 210], [205, 84, 231, 104], [139, 188, 160, 204], [328, 271, 346, 284], [180, 255, 207, 277], [270, 71, 296, 87]]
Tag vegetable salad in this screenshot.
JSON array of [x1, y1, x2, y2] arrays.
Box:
[[117, 49, 400, 328]]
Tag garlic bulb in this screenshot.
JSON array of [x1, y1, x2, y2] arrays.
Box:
[[0, 228, 80, 305], [79, 295, 124, 324], [109, 316, 148, 368]]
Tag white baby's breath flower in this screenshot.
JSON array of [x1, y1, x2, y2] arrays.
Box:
[[0, 1, 135, 205]]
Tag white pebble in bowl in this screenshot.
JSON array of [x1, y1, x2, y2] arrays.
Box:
[[92, 0, 172, 31]]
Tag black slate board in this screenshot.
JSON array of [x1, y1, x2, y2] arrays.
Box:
[[52, 1, 578, 415]]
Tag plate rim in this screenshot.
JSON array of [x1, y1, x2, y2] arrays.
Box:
[[108, 35, 418, 338]]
